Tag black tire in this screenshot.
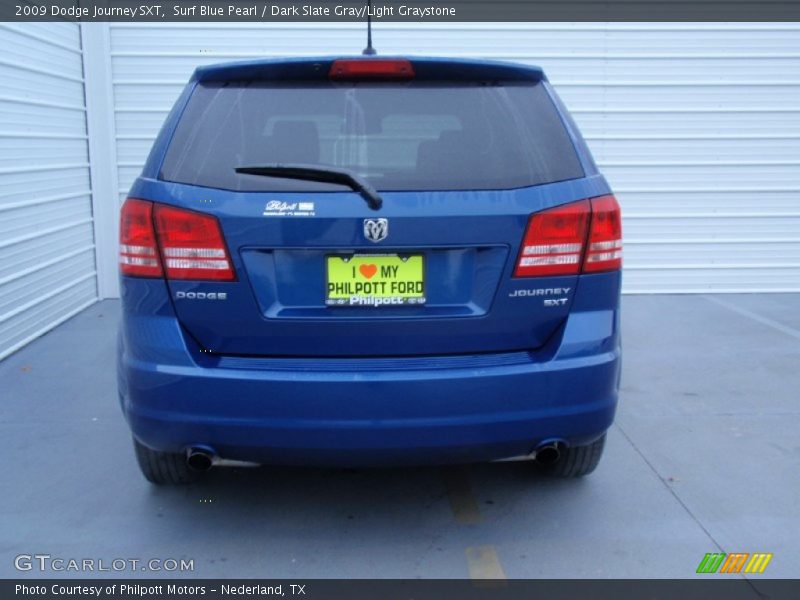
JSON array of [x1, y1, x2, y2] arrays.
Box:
[[537, 434, 606, 478], [133, 438, 198, 485]]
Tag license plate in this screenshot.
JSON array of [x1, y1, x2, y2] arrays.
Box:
[[326, 254, 425, 307]]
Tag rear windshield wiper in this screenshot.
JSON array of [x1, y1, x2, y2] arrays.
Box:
[[235, 164, 383, 210]]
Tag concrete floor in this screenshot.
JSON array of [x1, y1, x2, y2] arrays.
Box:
[[0, 295, 798, 580]]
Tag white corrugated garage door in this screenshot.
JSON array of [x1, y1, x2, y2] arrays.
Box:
[[104, 23, 800, 294], [0, 24, 97, 360]]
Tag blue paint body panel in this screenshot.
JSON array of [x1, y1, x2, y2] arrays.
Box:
[[117, 57, 621, 466]]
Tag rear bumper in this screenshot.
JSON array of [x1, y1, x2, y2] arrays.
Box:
[[118, 308, 620, 467]]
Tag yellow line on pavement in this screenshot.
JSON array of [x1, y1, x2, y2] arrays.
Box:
[[441, 466, 482, 524], [441, 468, 508, 581], [466, 545, 507, 582]]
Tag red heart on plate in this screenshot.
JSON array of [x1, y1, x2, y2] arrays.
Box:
[[359, 264, 378, 279]]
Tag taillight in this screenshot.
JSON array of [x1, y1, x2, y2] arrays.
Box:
[[514, 195, 622, 277], [584, 195, 623, 273], [119, 199, 235, 281], [514, 200, 590, 277], [153, 204, 235, 281], [119, 198, 162, 278], [329, 59, 415, 81]]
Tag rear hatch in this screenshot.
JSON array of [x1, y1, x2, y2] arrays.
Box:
[[140, 58, 600, 357]]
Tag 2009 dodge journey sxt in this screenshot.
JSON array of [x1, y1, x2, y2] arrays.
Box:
[[116, 56, 622, 484]]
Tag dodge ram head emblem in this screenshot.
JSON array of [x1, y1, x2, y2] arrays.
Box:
[[363, 218, 389, 243]]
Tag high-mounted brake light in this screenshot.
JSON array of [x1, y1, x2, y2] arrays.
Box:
[[514, 195, 622, 278], [119, 198, 162, 278], [119, 199, 235, 281], [329, 59, 415, 81]]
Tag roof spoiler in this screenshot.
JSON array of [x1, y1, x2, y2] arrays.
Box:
[[192, 57, 545, 84]]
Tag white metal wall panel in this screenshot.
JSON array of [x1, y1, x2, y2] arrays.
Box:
[[107, 23, 800, 293], [0, 24, 97, 360]]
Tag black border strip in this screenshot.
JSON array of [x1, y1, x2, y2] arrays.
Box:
[[4, 579, 800, 599], [4, 0, 800, 22]]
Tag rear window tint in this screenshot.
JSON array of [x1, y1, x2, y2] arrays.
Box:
[[160, 81, 584, 192]]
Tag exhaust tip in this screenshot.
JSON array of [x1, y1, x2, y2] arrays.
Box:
[[534, 443, 561, 466], [186, 447, 214, 471]]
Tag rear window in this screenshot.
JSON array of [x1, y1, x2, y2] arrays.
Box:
[[160, 81, 584, 192]]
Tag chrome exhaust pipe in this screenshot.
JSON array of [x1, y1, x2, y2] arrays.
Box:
[[186, 447, 214, 471], [534, 443, 561, 466]]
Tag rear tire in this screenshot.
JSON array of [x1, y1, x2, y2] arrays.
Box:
[[133, 438, 198, 485], [537, 434, 606, 477]]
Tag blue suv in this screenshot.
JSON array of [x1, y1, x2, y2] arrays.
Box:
[[117, 57, 622, 484]]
